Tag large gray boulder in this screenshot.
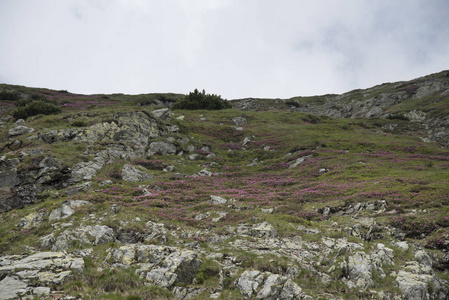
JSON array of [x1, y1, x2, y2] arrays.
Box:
[[70, 153, 107, 183], [151, 108, 172, 120], [146, 249, 201, 288], [396, 261, 448, 300], [0, 251, 84, 297], [121, 164, 154, 183], [8, 125, 34, 137], [0, 277, 28, 300]]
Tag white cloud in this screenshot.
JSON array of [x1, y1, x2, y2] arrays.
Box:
[[0, 0, 448, 99]]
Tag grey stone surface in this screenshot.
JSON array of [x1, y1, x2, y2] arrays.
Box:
[[147, 141, 177, 156], [8, 125, 34, 137], [121, 164, 154, 182]]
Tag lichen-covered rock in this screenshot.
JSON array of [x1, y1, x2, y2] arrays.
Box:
[[209, 195, 227, 205], [121, 164, 154, 182], [0, 277, 28, 300], [343, 252, 374, 289], [280, 279, 303, 300], [235, 271, 306, 300], [0, 252, 84, 289], [237, 222, 277, 238], [8, 125, 34, 137], [255, 274, 284, 299], [70, 153, 107, 183], [107, 245, 201, 288], [396, 261, 448, 300], [146, 141, 177, 156], [235, 270, 264, 298], [40, 225, 115, 250], [151, 108, 172, 120], [233, 116, 247, 126], [49, 204, 75, 221], [18, 211, 44, 229], [38, 128, 81, 144], [144, 220, 168, 243]]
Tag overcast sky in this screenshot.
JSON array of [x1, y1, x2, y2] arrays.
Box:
[[1, 0, 448, 99]]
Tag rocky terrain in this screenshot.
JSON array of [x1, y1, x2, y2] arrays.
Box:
[[0, 71, 448, 299]]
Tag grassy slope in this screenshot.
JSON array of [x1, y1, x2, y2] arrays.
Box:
[[0, 78, 448, 298]]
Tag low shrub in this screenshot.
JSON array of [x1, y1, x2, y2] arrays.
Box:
[[173, 89, 231, 110], [285, 100, 300, 107], [0, 90, 21, 101], [12, 101, 62, 119]]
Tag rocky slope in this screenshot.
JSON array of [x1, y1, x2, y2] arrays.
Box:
[[231, 70, 449, 146], [0, 73, 448, 299]]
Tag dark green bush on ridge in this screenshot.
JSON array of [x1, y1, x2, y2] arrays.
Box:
[[0, 90, 21, 101], [173, 89, 231, 110], [13, 101, 62, 120]]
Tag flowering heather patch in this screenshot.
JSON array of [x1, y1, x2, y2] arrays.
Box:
[[389, 215, 439, 238], [61, 100, 118, 111]]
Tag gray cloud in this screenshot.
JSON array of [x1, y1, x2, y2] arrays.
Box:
[[0, 0, 448, 99]]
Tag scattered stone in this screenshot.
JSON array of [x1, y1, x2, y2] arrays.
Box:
[[8, 125, 34, 137], [65, 181, 93, 196], [99, 179, 113, 186], [49, 204, 75, 221], [232, 116, 247, 126], [110, 204, 120, 214], [196, 169, 213, 177], [209, 195, 227, 205], [5, 139, 22, 151], [151, 108, 172, 120], [18, 212, 44, 229]]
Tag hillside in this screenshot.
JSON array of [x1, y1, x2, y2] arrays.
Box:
[[0, 72, 448, 299]]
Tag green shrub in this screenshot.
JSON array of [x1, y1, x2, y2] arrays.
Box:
[[0, 90, 21, 101], [71, 120, 88, 127], [12, 101, 62, 119], [173, 89, 231, 110], [16, 94, 57, 107], [285, 100, 300, 107]]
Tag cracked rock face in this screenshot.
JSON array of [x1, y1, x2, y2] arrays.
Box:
[[0, 252, 84, 299], [107, 245, 201, 288]]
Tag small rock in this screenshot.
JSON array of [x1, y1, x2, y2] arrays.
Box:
[[232, 116, 247, 126], [8, 125, 35, 137], [151, 108, 172, 120], [196, 169, 213, 177], [49, 204, 75, 221], [209, 195, 227, 205], [110, 204, 120, 214]]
